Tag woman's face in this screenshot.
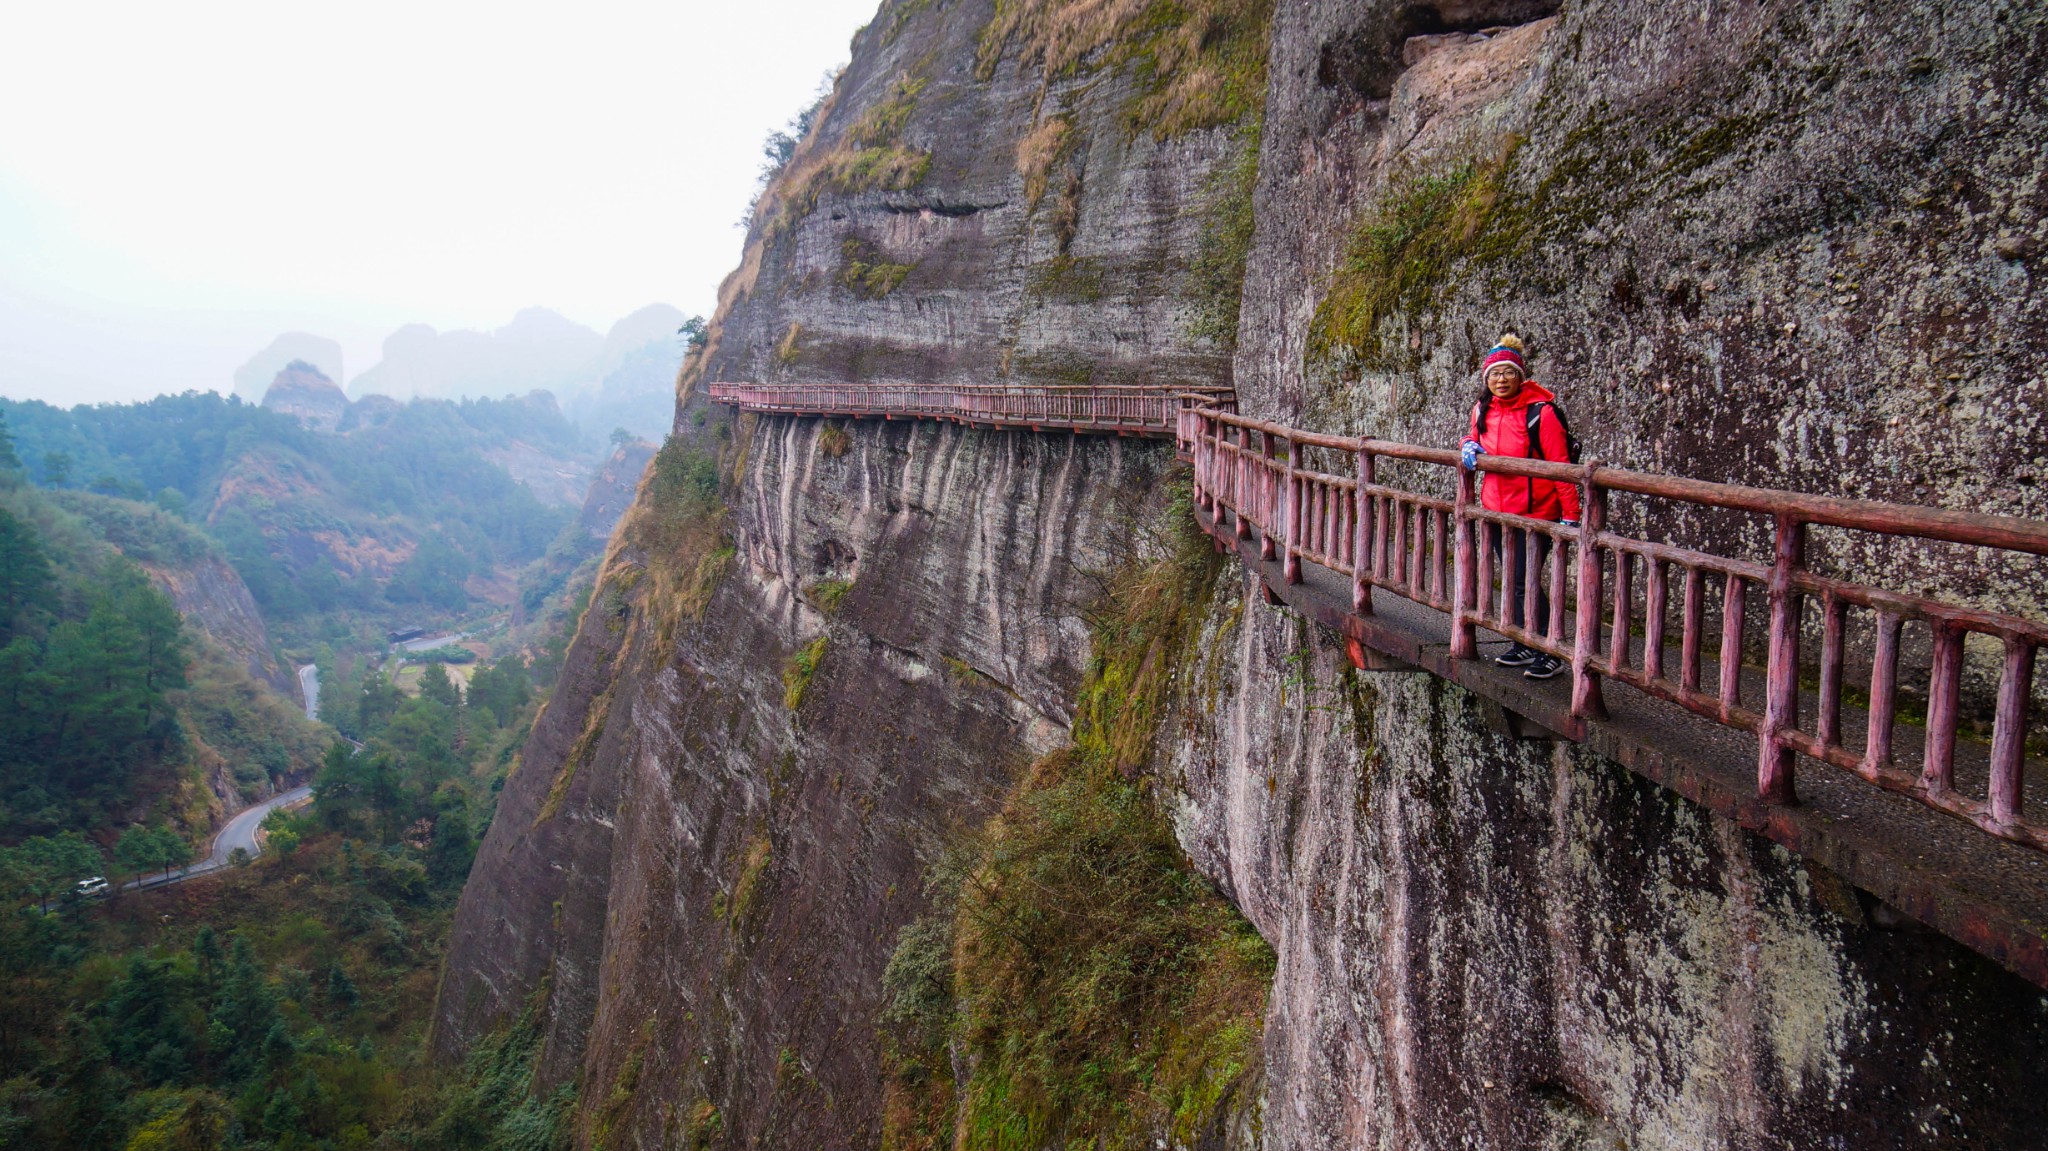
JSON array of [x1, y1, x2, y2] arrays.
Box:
[[1486, 363, 1524, 398]]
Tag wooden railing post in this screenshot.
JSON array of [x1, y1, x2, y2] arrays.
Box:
[[1924, 623, 1964, 797], [1450, 462, 1477, 659], [1571, 464, 1608, 720], [1353, 449, 1375, 614], [1284, 439, 1303, 584], [1259, 431, 1278, 561], [1758, 514, 1805, 805], [1234, 425, 1252, 540], [1990, 638, 2036, 827]]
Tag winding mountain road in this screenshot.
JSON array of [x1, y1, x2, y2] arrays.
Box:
[[127, 785, 313, 891]]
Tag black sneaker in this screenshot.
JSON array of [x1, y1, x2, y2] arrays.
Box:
[[1495, 644, 1538, 668], [1524, 655, 1564, 680]]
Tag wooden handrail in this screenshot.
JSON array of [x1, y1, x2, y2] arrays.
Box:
[[1178, 402, 2048, 853], [706, 379, 2048, 855]]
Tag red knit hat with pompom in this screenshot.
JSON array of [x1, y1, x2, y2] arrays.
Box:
[[1481, 333, 1527, 378]]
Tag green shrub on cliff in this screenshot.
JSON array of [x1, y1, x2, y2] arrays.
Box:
[[882, 486, 1272, 1149], [1307, 140, 1522, 369]]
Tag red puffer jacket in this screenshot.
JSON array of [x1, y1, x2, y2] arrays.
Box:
[[1465, 380, 1583, 522]]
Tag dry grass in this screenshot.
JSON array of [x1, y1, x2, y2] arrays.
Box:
[[757, 73, 933, 240], [773, 322, 804, 368], [817, 423, 853, 458], [782, 636, 828, 710], [1016, 115, 1072, 207], [977, 0, 1272, 138]]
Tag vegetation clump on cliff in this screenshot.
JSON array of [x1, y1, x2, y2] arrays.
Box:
[[761, 73, 933, 240], [1307, 140, 1521, 370], [977, 0, 1273, 139], [881, 488, 1272, 1149], [617, 436, 735, 648]]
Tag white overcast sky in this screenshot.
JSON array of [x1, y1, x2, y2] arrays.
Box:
[[0, 0, 879, 405]]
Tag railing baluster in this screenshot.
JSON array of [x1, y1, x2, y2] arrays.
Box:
[[1548, 532, 1568, 643], [1374, 489, 1391, 584], [1681, 565, 1705, 694], [1235, 426, 1252, 541], [1283, 439, 1302, 584], [1719, 572, 1746, 717], [1644, 558, 1668, 683], [1392, 500, 1409, 590], [1990, 637, 2037, 826], [1862, 611, 1901, 779], [1608, 547, 1633, 672], [1410, 504, 1426, 598], [1817, 592, 1845, 749], [1524, 526, 1542, 641], [1451, 466, 1476, 658], [1315, 481, 1328, 559], [1354, 451, 1374, 614], [1431, 509, 1448, 606], [1571, 471, 1608, 720], [1923, 623, 1964, 797], [1475, 517, 1495, 628], [1758, 515, 1806, 805]]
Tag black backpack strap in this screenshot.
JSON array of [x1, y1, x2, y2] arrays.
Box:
[[1526, 401, 1578, 463]]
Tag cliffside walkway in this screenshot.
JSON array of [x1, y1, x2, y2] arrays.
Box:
[[705, 382, 1223, 437], [709, 383, 2048, 986]]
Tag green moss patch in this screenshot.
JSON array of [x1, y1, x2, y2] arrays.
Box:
[[1307, 139, 1521, 368], [976, 0, 1274, 140], [1024, 254, 1108, 303], [1184, 121, 1261, 350], [782, 636, 828, 711], [841, 239, 916, 299], [765, 74, 933, 239]]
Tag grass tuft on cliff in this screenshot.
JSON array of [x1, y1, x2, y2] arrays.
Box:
[[1307, 139, 1522, 370], [762, 73, 932, 240], [977, 0, 1273, 139], [881, 485, 1272, 1150], [617, 437, 734, 650]]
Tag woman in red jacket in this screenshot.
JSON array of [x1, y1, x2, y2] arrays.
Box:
[[1459, 334, 1580, 680]]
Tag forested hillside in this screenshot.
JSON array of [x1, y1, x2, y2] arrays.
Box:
[[0, 402, 592, 1148], [0, 389, 595, 642]]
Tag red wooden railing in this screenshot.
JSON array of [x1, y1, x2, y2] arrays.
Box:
[[704, 382, 1221, 436], [708, 380, 2048, 855], [1178, 401, 2048, 852]]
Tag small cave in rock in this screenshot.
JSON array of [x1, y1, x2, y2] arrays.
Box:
[[1317, 1, 1562, 101], [813, 538, 856, 574]]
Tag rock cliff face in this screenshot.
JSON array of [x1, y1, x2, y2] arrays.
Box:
[[435, 0, 1252, 1142], [1185, 0, 2048, 1145], [438, 0, 2048, 1147], [142, 549, 295, 698]]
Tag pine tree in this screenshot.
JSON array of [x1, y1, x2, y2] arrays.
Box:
[[0, 411, 20, 477], [326, 962, 359, 1011], [193, 925, 223, 991], [418, 661, 460, 708]]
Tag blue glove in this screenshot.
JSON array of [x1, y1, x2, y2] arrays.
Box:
[[1460, 440, 1483, 471], [1561, 519, 1580, 529]]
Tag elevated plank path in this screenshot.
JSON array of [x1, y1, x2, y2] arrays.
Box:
[[709, 381, 2048, 987]]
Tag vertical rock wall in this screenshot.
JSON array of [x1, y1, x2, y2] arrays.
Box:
[[434, 0, 1255, 1142], [1175, 0, 2048, 1146], [1173, 584, 2048, 1149]]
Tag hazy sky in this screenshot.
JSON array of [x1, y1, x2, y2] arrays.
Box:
[[0, 0, 879, 405]]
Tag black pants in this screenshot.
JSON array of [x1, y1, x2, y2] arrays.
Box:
[[1487, 523, 1553, 639]]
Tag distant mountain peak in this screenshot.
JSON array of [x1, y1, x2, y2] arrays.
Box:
[[260, 361, 348, 432]]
